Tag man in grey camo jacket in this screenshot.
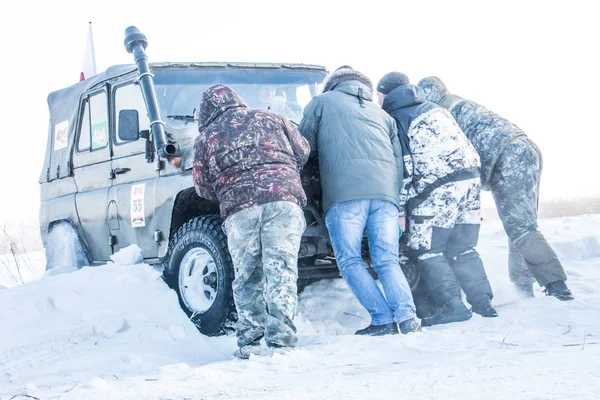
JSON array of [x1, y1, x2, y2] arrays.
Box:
[[417, 77, 573, 301]]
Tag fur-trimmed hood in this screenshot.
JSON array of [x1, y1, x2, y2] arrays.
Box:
[[322, 67, 373, 93]]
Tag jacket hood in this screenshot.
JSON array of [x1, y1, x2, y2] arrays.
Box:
[[417, 76, 448, 105], [198, 84, 247, 131], [322, 67, 373, 93], [382, 84, 425, 112]]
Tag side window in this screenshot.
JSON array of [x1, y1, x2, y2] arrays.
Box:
[[77, 91, 108, 152], [115, 83, 150, 144], [77, 100, 91, 152], [90, 93, 109, 150]]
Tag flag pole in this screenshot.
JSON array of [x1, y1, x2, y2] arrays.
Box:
[[88, 22, 97, 75], [80, 22, 97, 81]]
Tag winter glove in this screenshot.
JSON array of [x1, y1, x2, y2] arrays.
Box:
[[398, 216, 406, 238]]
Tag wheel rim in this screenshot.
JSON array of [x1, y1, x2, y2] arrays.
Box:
[[401, 258, 420, 290], [178, 247, 219, 313]]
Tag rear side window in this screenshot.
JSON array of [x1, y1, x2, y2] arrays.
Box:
[[77, 100, 91, 151], [115, 83, 150, 144], [77, 91, 109, 152]]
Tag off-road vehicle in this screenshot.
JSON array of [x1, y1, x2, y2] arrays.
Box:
[[39, 26, 419, 336]]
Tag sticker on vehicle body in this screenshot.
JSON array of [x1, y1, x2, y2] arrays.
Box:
[[54, 120, 69, 151], [131, 183, 146, 228], [91, 121, 108, 150]]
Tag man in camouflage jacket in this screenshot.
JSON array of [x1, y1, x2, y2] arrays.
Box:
[[377, 73, 497, 327], [417, 77, 573, 301], [193, 85, 310, 359]]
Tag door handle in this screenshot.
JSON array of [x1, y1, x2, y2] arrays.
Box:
[[110, 167, 131, 179]]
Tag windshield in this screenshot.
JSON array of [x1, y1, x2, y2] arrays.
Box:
[[153, 67, 326, 137]]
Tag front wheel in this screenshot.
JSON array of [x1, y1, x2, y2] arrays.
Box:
[[400, 235, 420, 291], [164, 215, 235, 336], [400, 254, 420, 292]]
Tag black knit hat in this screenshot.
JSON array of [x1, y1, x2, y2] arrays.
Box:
[[377, 72, 410, 94]]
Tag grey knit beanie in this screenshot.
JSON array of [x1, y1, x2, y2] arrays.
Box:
[[376, 72, 410, 94]]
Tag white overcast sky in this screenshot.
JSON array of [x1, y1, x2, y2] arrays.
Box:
[[0, 0, 598, 222]]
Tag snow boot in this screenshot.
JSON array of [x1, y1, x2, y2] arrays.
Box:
[[421, 297, 472, 327], [270, 346, 294, 356], [471, 298, 498, 318], [234, 340, 262, 359], [399, 318, 422, 334], [355, 322, 399, 336], [544, 280, 574, 301], [415, 294, 438, 319], [413, 279, 439, 319], [267, 342, 294, 355], [515, 282, 534, 298]]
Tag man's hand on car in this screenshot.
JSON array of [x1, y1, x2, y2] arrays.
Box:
[[398, 216, 406, 232]]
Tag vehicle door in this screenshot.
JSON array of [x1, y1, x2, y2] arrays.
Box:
[[72, 88, 113, 261], [107, 80, 159, 258]]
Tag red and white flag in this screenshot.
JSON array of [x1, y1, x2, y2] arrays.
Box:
[[80, 22, 97, 82]]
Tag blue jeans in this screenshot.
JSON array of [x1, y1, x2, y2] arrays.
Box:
[[325, 199, 417, 325]]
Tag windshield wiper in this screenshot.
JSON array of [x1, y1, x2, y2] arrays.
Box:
[[167, 108, 198, 122], [167, 115, 197, 120]]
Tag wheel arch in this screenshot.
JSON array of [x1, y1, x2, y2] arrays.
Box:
[[168, 187, 220, 250], [44, 218, 93, 270], [45, 218, 91, 260]]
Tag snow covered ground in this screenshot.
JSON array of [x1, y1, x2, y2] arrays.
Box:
[[0, 251, 45, 289], [1, 215, 599, 400]]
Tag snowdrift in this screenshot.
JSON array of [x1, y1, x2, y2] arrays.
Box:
[[0, 246, 226, 397], [1, 215, 600, 399]]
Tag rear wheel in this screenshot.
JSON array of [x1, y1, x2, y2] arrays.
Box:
[[45, 222, 91, 274], [164, 215, 235, 336]]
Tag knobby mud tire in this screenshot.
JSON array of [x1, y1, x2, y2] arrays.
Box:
[[164, 215, 236, 337]]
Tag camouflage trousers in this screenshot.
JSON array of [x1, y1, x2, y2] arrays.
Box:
[[490, 138, 567, 287], [408, 178, 493, 306], [223, 201, 305, 348]]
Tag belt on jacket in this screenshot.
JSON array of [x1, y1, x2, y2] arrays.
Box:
[[407, 167, 480, 211]]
